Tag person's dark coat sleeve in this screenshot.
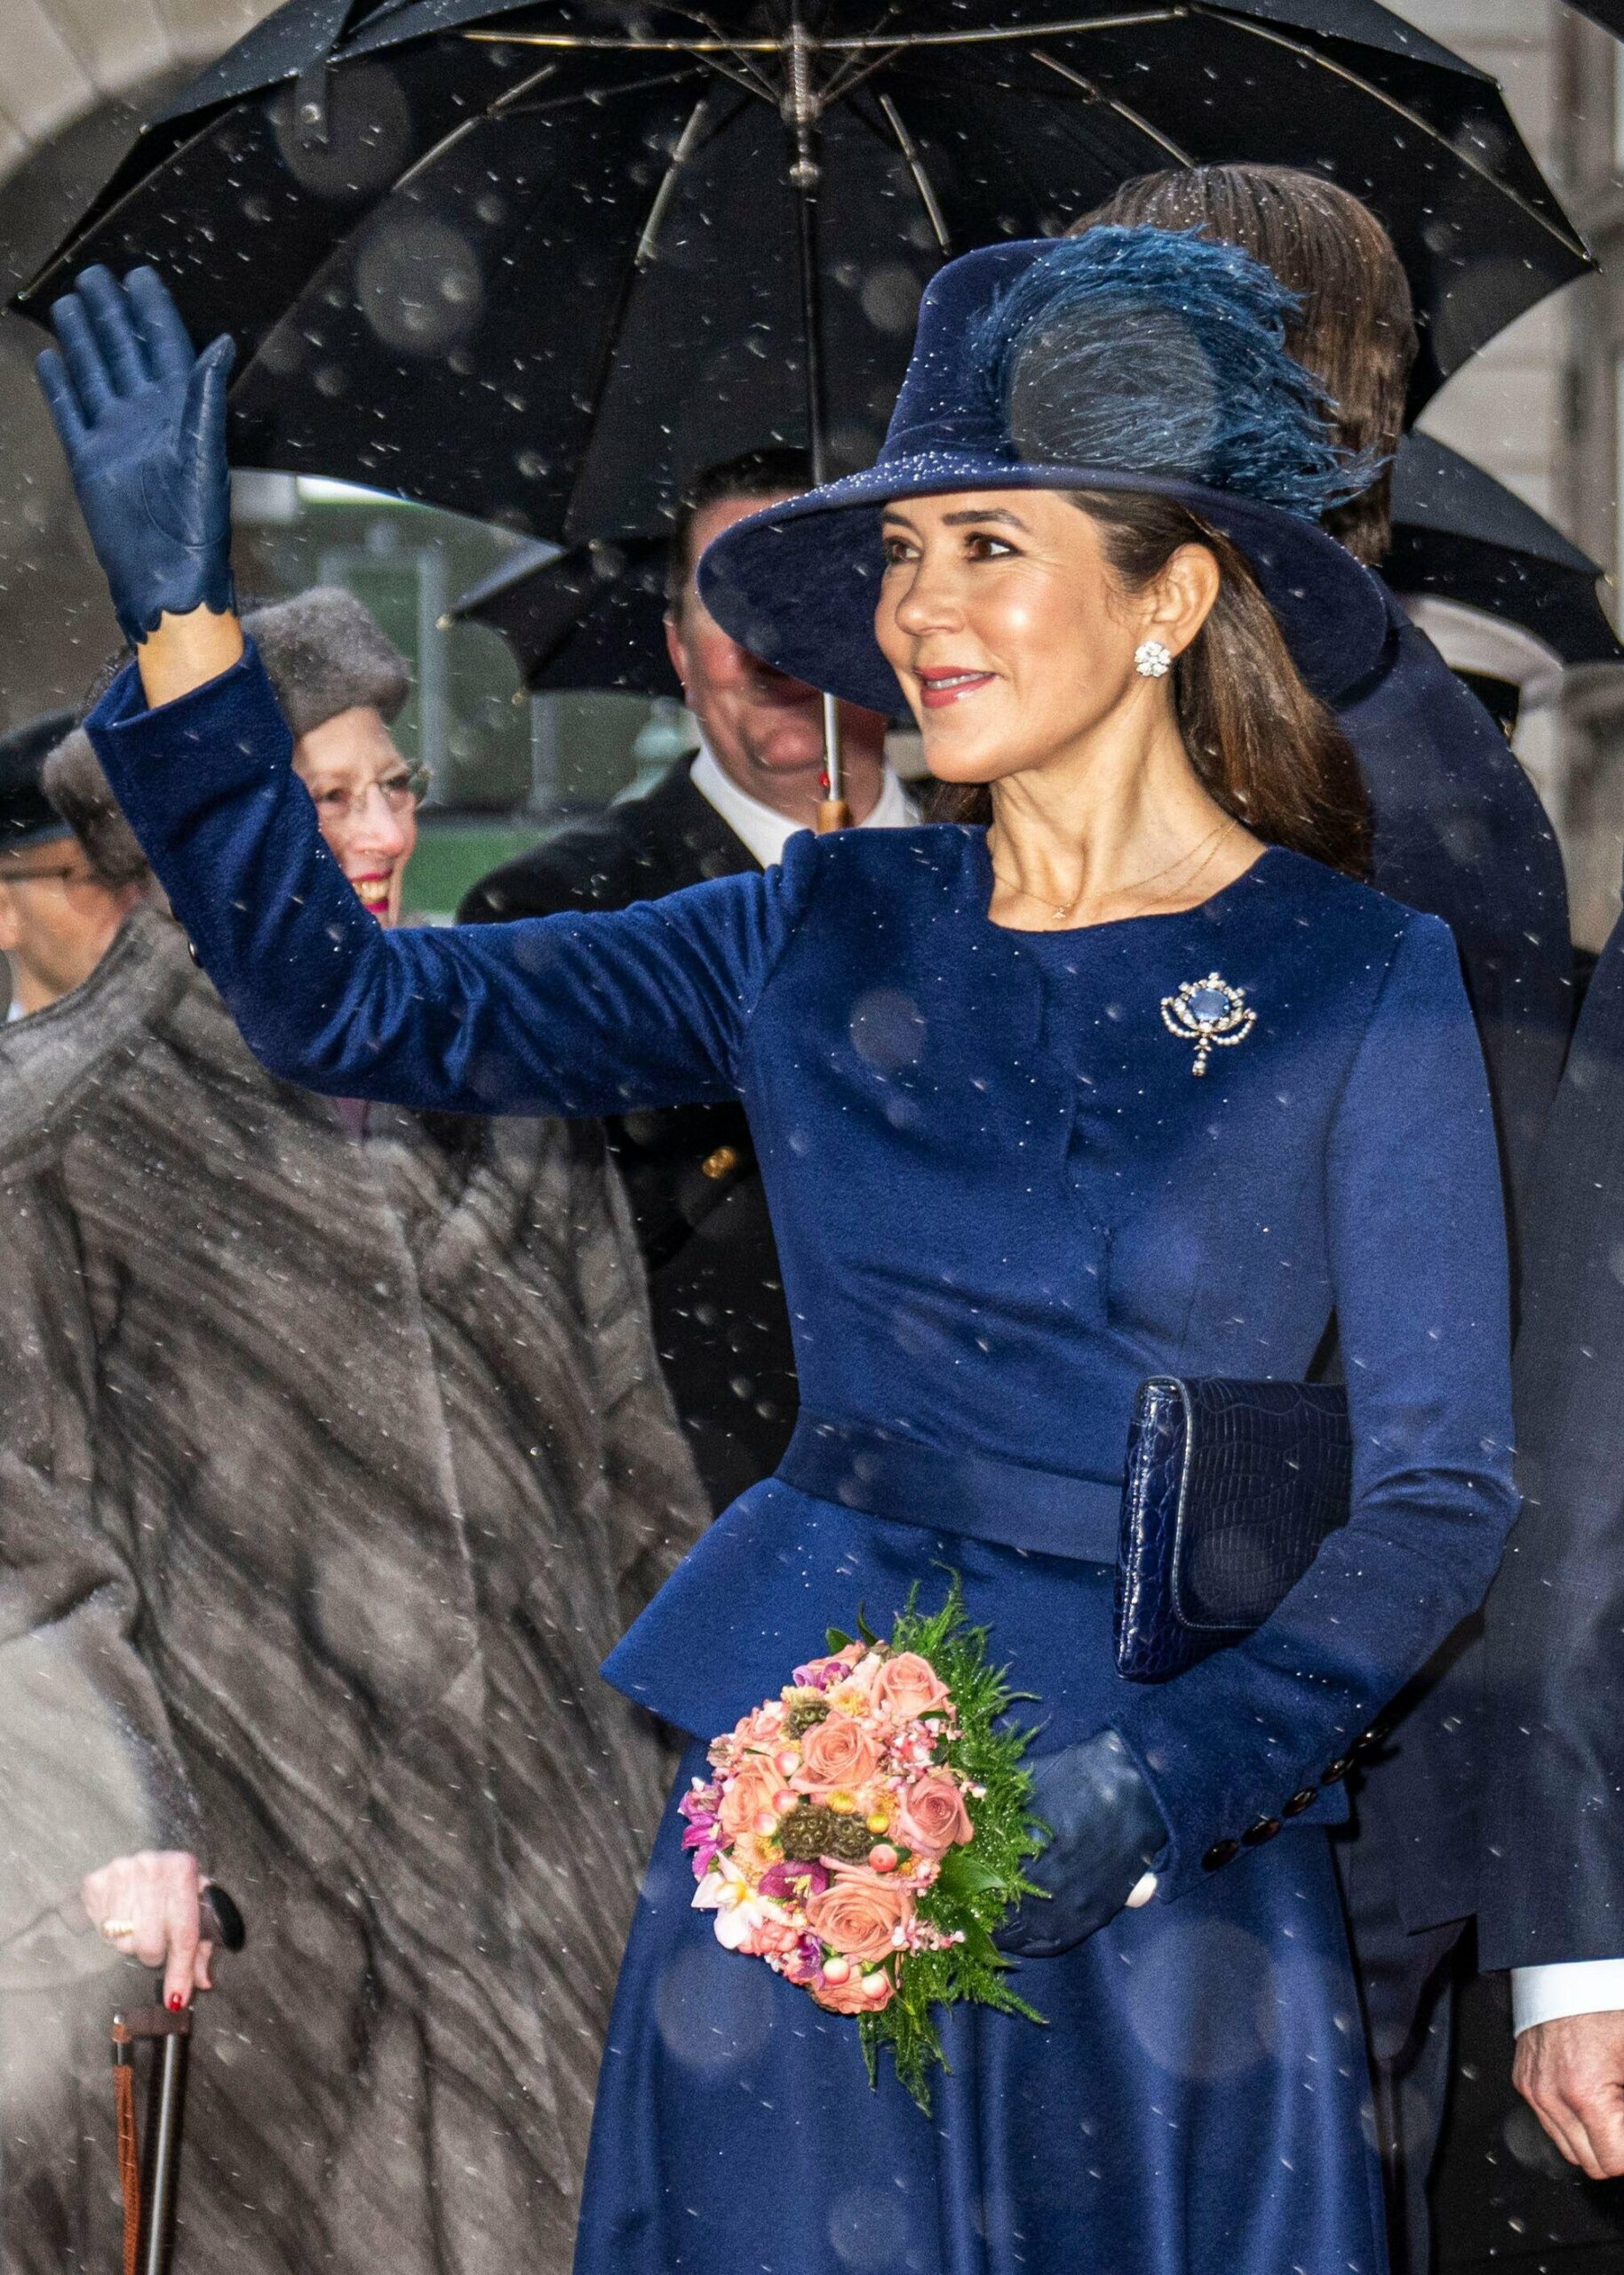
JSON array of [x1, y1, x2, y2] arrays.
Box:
[[1112, 914, 1517, 1898], [1478, 909, 1624, 1970], [86, 648, 812, 1120], [1341, 600, 1572, 1234]]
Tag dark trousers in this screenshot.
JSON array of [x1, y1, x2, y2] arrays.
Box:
[[1335, 1833, 1465, 2275]]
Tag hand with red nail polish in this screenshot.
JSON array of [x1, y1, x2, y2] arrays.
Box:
[[81, 1850, 215, 2009]]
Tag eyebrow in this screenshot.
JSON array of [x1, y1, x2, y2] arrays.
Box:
[[880, 505, 1032, 531]]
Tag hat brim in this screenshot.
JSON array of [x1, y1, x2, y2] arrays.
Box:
[[698, 455, 1389, 719], [0, 815, 73, 854]]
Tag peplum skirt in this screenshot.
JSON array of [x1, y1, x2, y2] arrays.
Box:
[[577, 1471, 1389, 2275]]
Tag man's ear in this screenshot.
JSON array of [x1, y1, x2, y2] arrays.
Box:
[[0, 882, 21, 956], [664, 608, 689, 694]]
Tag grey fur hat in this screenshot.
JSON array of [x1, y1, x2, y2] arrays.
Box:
[[42, 731, 150, 889], [242, 587, 411, 738]]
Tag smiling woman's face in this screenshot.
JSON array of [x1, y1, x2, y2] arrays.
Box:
[[291, 706, 418, 927], [873, 488, 1207, 788]]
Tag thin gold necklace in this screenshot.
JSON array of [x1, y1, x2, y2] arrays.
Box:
[[990, 816, 1237, 927]]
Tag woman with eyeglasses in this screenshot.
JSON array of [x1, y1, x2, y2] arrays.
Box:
[[0, 586, 706, 2275]]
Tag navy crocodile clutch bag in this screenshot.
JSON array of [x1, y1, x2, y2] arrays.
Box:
[[1114, 1377, 1352, 1683]]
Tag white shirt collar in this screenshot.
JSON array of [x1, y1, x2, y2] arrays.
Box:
[[688, 739, 917, 870]]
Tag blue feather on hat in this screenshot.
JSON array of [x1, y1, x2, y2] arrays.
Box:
[[971, 226, 1381, 521]]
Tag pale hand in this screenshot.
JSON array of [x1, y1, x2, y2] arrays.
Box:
[[1514, 2011, 1624, 2178], [82, 1850, 214, 2011]]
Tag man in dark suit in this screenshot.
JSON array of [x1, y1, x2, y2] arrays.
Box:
[[1477, 923, 1624, 2182], [460, 450, 912, 1510]]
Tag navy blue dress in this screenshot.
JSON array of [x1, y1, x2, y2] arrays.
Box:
[[87, 651, 1517, 2275]]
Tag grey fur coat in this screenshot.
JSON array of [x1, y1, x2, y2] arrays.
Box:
[[0, 905, 707, 2271]]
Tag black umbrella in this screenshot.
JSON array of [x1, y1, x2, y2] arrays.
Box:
[[1387, 432, 1622, 669], [450, 533, 681, 694], [15, 0, 1591, 810], [16, 0, 1589, 541]]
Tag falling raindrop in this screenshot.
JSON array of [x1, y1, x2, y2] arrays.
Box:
[[355, 212, 485, 357]]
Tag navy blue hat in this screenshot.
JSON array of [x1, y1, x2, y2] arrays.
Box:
[[698, 228, 1391, 714], [0, 709, 76, 853]]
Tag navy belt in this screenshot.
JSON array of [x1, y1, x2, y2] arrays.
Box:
[[778, 1412, 1122, 1566]]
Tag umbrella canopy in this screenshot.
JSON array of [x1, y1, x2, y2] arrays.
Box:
[[451, 534, 681, 695], [16, 0, 1589, 546], [1387, 432, 1622, 668]]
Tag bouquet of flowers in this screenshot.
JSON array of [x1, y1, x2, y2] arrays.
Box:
[[680, 1583, 1047, 2110]]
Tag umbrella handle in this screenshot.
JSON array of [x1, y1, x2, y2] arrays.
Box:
[[782, 5, 847, 821], [110, 2006, 189, 2275], [816, 694, 848, 832], [109, 1885, 247, 2274], [115, 2053, 139, 2275]]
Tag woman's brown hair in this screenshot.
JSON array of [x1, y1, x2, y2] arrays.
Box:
[[1073, 166, 1417, 568], [931, 491, 1373, 881]]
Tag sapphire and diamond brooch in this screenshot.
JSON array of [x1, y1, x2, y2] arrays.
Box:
[[1160, 972, 1256, 1077]]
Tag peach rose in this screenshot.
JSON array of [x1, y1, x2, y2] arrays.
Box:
[[799, 1714, 883, 1795], [805, 1867, 916, 1963], [871, 1652, 952, 1721], [751, 1912, 805, 1960], [735, 1702, 785, 1749], [895, 1770, 974, 1856], [813, 1967, 896, 2016], [718, 1757, 784, 1841]]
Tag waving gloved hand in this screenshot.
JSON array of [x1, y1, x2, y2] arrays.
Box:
[[37, 265, 235, 648], [996, 1728, 1168, 1959]]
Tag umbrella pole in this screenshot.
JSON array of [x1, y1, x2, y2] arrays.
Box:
[[785, 11, 849, 834]]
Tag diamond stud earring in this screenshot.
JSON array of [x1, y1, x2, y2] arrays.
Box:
[[1134, 639, 1173, 679]]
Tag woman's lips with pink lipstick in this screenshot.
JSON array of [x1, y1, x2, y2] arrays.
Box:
[[917, 667, 996, 710], [352, 871, 393, 913]]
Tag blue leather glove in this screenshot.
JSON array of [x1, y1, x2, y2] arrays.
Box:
[[37, 265, 235, 647], [996, 1728, 1168, 1959]]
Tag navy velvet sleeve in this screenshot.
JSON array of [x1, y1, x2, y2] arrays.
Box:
[[1113, 914, 1519, 1901], [1478, 913, 1624, 1968], [85, 647, 814, 1117]]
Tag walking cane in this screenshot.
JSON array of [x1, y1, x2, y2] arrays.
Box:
[[110, 1885, 246, 2275]]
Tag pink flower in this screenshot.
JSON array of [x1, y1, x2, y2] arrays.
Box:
[[871, 1652, 952, 1722], [733, 1702, 786, 1750], [678, 1784, 722, 1875], [895, 1770, 975, 1856], [681, 1830, 723, 1877], [678, 1784, 719, 1830], [812, 1966, 896, 2016], [799, 1715, 883, 1795], [827, 1651, 883, 1702], [805, 1866, 916, 1963], [781, 1934, 826, 1987], [751, 1910, 806, 1960], [759, 1859, 831, 1905], [893, 1725, 940, 1768], [718, 1757, 784, 1841], [792, 1644, 864, 1691]]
